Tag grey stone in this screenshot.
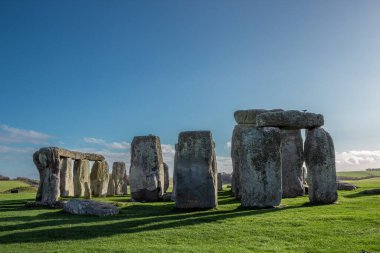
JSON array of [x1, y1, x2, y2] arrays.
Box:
[[33, 147, 61, 206], [304, 127, 338, 204], [239, 127, 282, 208], [337, 181, 357, 191], [60, 158, 74, 197], [217, 173, 223, 191], [164, 162, 169, 193], [281, 130, 305, 198], [256, 110, 324, 129], [129, 135, 165, 201], [173, 131, 218, 209], [107, 173, 114, 196], [73, 159, 91, 199], [90, 161, 109, 197], [234, 109, 283, 125], [63, 199, 119, 216], [109, 162, 126, 195], [122, 173, 128, 195]]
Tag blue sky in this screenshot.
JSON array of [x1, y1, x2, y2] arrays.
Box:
[[1, 0, 380, 178]]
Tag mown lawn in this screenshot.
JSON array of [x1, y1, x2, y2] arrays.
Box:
[[0, 179, 379, 253]]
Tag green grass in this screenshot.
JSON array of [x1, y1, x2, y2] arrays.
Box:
[[0, 180, 32, 193], [337, 170, 380, 179], [0, 179, 379, 253]]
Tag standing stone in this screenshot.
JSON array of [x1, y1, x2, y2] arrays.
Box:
[[107, 173, 114, 196], [90, 161, 109, 197], [174, 131, 217, 209], [108, 162, 126, 195], [240, 127, 282, 208], [281, 129, 305, 198], [122, 173, 128, 195], [164, 162, 169, 193], [73, 159, 91, 198], [217, 173, 223, 191], [304, 127, 337, 204], [231, 125, 246, 200], [129, 135, 165, 201], [33, 147, 61, 206], [60, 157, 74, 197]]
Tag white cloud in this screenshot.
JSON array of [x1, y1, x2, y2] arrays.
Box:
[[224, 141, 231, 149], [216, 156, 232, 173], [0, 124, 52, 144], [335, 150, 380, 171], [83, 137, 105, 144], [83, 137, 130, 150], [0, 145, 34, 154]]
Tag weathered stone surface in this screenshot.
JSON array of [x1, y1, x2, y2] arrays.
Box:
[[337, 181, 357, 191], [217, 173, 223, 191], [164, 162, 169, 193], [129, 135, 165, 201], [107, 173, 114, 196], [33, 147, 61, 206], [173, 131, 218, 209], [234, 109, 283, 125], [73, 159, 91, 198], [256, 110, 324, 129], [240, 127, 282, 208], [122, 173, 128, 195], [304, 127, 338, 204], [108, 162, 126, 195], [60, 158, 74, 197], [281, 130, 305, 198], [63, 199, 119, 216], [90, 161, 109, 197]]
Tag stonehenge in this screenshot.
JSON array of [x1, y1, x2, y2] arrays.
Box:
[[173, 131, 218, 209], [32, 109, 336, 209], [129, 135, 165, 201], [232, 109, 337, 207], [32, 147, 105, 206]]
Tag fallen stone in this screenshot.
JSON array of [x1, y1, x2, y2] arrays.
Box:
[[73, 159, 91, 198], [63, 199, 119, 216], [234, 109, 283, 125], [174, 131, 218, 209], [239, 127, 282, 208], [25, 200, 66, 209], [129, 135, 165, 201], [256, 110, 324, 129], [90, 161, 109, 197], [337, 181, 357, 191], [304, 127, 337, 204], [60, 158, 74, 197], [281, 129, 305, 198], [217, 173, 223, 191], [164, 162, 169, 193]]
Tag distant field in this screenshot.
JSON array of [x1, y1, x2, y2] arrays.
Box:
[[0, 178, 379, 252], [0, 180, 32, 193], [337, 170, 380, 180]]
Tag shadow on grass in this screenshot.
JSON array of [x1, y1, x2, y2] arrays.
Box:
[[345, 189, 380, 198], [0, 191, 312, 244]]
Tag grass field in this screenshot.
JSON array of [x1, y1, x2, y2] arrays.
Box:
[[0, 179, 379, 253], [337, 170, 380, 180], [0, 180, 32, 193]]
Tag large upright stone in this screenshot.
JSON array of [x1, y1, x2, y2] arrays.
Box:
[[240, 127, 282, 208], [281, 129, 305, 198], [163, 162, 169, 193], [90, 161, 109, 197], [109, 162, 126, 195], [256, 110, 324, 129], [174, 131, 217, 209], [129, 135, 165, 201], [60, 157, 74, 197], [304, 127, 337, 204], [217, 173, 223, 191], [122, 173, 128, 195], [33, 147, 61, 206], [231, 125, 245, 200], [73, 159, 91, 198]]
